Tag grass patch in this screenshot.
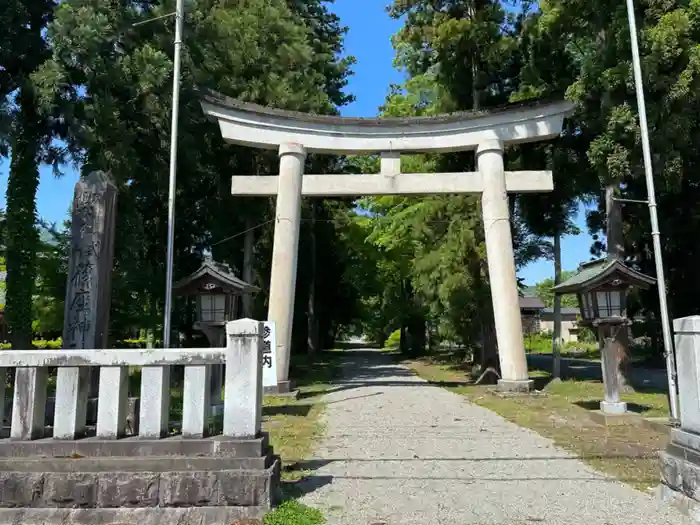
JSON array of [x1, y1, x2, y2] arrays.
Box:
[[524, 333, 600, 360], [263, 350, 345, 487], [406, 356, 670, 491], [263, 500, 325, 525], [263, 394, 325, 482]]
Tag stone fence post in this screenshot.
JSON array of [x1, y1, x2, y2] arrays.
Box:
[[224, 318, 264, 439], [674, 316, 700, 432], [659, 315, 700, 517]]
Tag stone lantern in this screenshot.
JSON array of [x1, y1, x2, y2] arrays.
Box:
[[553, 257, 655, 415], [174, 255, 258, 408], [174, 255, 259, 346]]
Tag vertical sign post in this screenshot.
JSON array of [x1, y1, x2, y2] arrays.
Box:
[[262, 321, 278, 388]]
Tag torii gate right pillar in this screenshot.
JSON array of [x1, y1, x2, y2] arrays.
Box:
[[478, 139, 531, 390]]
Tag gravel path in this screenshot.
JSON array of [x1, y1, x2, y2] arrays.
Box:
[[298, 349, 688, 525]]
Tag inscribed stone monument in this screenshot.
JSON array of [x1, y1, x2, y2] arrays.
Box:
[[54, 171, 117, 438]]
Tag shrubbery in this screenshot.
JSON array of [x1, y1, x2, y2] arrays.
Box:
[[384, 329, 402, 350], [0, 337, 160, 350], [0, 338, 62, 350], [119, 338, 160, 348], [524, 332, 598, 356]]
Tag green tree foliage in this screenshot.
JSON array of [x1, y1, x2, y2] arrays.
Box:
[[0, 0, 62, 349], [16, 0, 700, 369], [533, 272, 578, 309], [381, 0, 700, 364], [517, 0, 700, 347], [35, 0, 355, 347], [346, 2, 551, 365], [33, 223, 69, 336]]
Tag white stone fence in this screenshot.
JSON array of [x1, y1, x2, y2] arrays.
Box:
[[0, 319, 263, 442]]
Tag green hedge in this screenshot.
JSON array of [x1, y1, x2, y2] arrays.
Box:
[[0, 338, 63, 350], [0, 338, 163, 350], [384, 329, 401, 349], [120, 338, 150, 349]]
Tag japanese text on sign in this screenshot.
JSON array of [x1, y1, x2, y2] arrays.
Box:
[[262, 321, 277, 387]]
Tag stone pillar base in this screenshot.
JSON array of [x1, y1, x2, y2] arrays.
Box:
[[264, 381, 299, 399], [588, 410, 639, 427], [600, 400, 627, 414], [497, 379, 534, 392]]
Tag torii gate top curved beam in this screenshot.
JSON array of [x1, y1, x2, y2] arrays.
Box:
[[200, 89, 575, 154]]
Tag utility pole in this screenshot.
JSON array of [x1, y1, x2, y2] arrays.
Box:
[[624, 0, 679, 421], [163, 0, 185, 349]]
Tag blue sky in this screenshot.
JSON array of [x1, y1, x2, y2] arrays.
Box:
[[0, 0, 595, 285]]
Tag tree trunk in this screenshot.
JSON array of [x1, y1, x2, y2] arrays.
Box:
[[5, 83, 40, 350], [408, 313, 426, 356], [480, 316, 499, 369], [605, 184, 632, 391], [399, 279, 409, 354], [242, 217, 255, 318], [605, 185, 624, 260], [307, 202, 319, 355], [468, 1, 480, 112], [552, 228, 563, 379], [476, 260, 499, 377]]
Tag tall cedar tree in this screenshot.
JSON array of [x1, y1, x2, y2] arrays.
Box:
[[0, 1, 59, 349]]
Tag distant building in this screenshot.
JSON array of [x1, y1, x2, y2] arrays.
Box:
[[519, 295, 545, 334], [518, 294, 580, 343], [540, 307, 580, 342]]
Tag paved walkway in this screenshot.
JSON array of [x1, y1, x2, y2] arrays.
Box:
[[298, 349, 688, 525]]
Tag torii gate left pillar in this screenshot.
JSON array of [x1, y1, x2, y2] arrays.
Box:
[[200, 91, 574, 392], [266, 143, 306, 392]]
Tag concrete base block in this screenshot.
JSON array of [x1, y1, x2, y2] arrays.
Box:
[[496, 379, 534, 392], [672, 428, 700, 451], [657, 422, 700, 520], [600, 400, 627, 414], [657, 483, 700, 522], [0, 506, 267, 525], [661, 443, 700, 493], [278, 380, 291, 393], [0, 455, 276, 473], [263, 387, 300, 400], [643, 417, 675, 433], [0, 434, 269, 458], [264, 381, 299, 399], [657, 435, 700, 521], [270, 381, 293, 393], [588, 410, 640, 426], [0, 444, 280, 519]]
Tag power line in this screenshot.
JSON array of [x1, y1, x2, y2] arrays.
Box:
[[211, 219, 274, 246], [209, 216, 509, 246]]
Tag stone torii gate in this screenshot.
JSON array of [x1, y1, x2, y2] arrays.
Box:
[[201, 91, 574, 392]]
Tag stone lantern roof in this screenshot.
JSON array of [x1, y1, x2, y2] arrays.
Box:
[[173, 255, 259, 296], [552, 258, 656, 295]]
